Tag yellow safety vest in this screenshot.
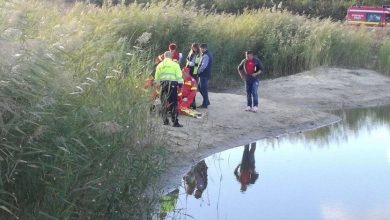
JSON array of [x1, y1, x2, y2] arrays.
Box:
[[186, 53, 202, 75], [155, 58, 183, 83], [193, 54, 201, 75]]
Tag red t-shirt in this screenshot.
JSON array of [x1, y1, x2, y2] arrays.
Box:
[[245, 59, 255, 75], [239, 170, 251, 185]]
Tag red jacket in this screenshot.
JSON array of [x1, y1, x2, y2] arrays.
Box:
[[178, 75, 197, 111], [181, 75, 197, 96]]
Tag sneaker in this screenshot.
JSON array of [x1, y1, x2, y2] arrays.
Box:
[[252, 106, 258, 113], [244, 106, 252, 111]]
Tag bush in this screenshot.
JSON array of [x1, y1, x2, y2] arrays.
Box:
[[1, 0, 166, 219]]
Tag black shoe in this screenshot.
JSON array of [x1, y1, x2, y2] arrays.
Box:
[[173, 122, 183, 127], [163, 119, 170, 125]]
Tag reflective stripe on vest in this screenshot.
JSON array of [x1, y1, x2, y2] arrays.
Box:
[[158, 72, 178, 81]]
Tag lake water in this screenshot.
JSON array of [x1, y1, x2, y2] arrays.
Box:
[[159, 106, 390, 220]]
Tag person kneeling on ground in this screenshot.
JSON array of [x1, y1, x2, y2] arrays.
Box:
[[177, 67, 202, 118], [237, 50, 264, 113], [154, 51, 184, 127]]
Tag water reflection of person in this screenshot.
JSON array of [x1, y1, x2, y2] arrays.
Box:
[[159, 188, 179, 219], [183, 160, 208, 199], [234, 142, 259, 192]]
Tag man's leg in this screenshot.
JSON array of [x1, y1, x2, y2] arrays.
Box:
[[199, 77, 210, 107], [160, 82, 170, 125], [252, 80, 259, 107], [167, 84, 182, 127], [245, 80, 253, 108], [190, 76, 198, 109]]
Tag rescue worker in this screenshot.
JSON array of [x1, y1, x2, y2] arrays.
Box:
[[237, 50, 264, 113], [154, 51, 184, 127], [177, 67, 198, 113], [197, 43, 213, 109], [186, 43, 201, 109], [155, 43, 181, 65]]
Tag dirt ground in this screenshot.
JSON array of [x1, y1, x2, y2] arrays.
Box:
[[159, 67, 390, 191]]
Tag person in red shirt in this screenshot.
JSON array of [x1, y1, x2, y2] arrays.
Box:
[[177, 67, 199, 116], [237, 50, 265, 113], [234, 142, 259, 192], [155, 43, 181, 64]]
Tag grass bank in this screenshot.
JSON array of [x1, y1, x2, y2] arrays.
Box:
[[1, 0, 166, 219]]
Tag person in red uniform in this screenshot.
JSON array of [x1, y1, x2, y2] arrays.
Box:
[[155, 43, 181, 64], [177, 67, 197, 113]]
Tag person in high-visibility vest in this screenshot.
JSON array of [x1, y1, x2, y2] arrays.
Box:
[[177, 67, 200, 118], [154, 51, 184, 127], [186, 43, 202, 77], [186, 43, 202, 109]]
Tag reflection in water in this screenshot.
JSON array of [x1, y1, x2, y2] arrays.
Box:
[[160, 105, 390, 220], [183, 160, 208, 199], [159, 189, 179, 220], [234, 143, 258, 192], [286, 105, 390, 147]]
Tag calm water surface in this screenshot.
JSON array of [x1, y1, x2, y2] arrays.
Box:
[[161, 106, 390, 220]]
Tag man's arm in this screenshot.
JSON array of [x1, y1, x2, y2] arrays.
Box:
[[252, 58, 264, 77], [154, 64, 162, 83], [237, 59, 245, 80], [198, 54, 209, 74], [155, 53, 164, 64]]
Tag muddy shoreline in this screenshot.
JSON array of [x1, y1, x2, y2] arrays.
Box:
[[158, 67, 390, 192]]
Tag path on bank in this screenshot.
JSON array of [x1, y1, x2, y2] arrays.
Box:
[[159, 67, 390, 190]]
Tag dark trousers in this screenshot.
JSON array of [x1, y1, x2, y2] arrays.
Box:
[[245, 78, 259, 107], [241, 143, 256, 170], [160, 81, 179, 124], [190, 75, 198, 109], [198, 76, 210, 107]]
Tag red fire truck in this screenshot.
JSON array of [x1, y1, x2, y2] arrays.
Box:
[[346, 5, 390, 27]]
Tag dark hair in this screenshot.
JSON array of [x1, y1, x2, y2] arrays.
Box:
[[200, 43, 208, 49], [191, 43, 200, 53], [246, 50, 254, 55]]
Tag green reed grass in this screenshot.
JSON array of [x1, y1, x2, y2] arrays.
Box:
[[379, 38, 390, 75], [1, 0, 167, 219]]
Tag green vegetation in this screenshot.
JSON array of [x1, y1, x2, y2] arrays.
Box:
[[1, 1, 165, 219], [1, 0, 390, 219], [84, 0, 390, 20]]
